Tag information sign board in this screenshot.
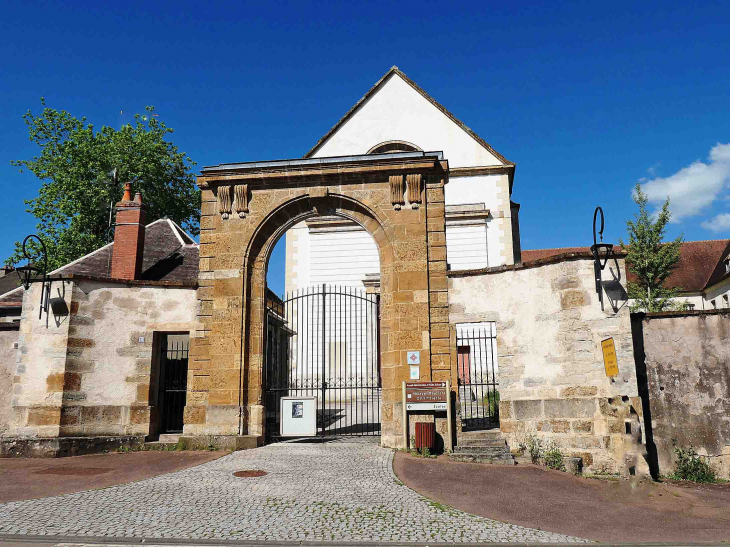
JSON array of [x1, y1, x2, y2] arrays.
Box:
[[405, 381, 446, 410], [601, 337, 619, 377]]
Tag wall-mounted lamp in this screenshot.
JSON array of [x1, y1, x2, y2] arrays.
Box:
[[591, 207, 614, 311], [15, 234, 49, 319]]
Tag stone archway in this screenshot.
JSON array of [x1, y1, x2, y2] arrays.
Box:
[[185, 152, 455, 448]]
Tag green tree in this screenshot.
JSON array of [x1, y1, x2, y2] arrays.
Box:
[[8, 99, 200, 270], [620, 183, 684, 312]]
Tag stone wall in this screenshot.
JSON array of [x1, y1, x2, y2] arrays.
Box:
[[635, 310, 730, 478], [0, 326, 19, 435], [449, 254, 644, 473], [7, 280, 197, 439]]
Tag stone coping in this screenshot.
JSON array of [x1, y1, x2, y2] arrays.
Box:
[[638, 309, 730, 319], [448, 249, 628, 278], [62, 273, 198, 289], [202, 150, 444, 172]]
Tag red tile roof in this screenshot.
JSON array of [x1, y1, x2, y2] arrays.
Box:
[[647, 240, 730, 292]]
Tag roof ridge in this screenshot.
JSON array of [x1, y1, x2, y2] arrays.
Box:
[[303, 67, 512, 165]]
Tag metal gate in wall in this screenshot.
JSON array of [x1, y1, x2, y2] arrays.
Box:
[[264, 285, 381, 439], [159, 335, 190, 434], [456, 324, 499, 431]]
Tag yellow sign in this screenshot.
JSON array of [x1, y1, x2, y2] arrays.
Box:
[[601, 337, 619, 377]]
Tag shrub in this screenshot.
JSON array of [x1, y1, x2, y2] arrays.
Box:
[[670, 447, 716, 483], [543, 441, 566, 471], [524, 434, 542, 464]]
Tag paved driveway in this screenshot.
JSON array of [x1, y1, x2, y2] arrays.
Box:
[[0, 442, 586, 543]]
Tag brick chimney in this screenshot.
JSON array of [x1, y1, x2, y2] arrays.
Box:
[[111, 182, 146, 280]]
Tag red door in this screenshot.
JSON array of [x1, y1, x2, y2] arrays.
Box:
[[457, 346, 471, 385]]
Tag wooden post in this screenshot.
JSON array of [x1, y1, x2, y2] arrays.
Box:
[[402, 380, 408, 450], [446, 379, 453, 453]]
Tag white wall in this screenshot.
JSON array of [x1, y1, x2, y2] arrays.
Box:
[[311, 73, 504, 168], [705, 278, 730, 309], [444, 174, 507, 269], [286, 222, 379, 293], [446, 225, 489, 270], [445, 175, 501, 207]]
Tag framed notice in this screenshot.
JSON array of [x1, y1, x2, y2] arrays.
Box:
[[280, 396, 317, 437]]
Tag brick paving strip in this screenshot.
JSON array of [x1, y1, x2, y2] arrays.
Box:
[[0, 443, 589, 543]]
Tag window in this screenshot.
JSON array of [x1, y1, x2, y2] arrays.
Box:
[[725, 257, 730, 273], [712, 300, 717, 309], [724, 295, 729, 308], [686, 303, 695, 311], [367, 141, 422, 154]]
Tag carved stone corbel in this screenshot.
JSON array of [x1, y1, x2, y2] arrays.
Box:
[[234, 184, 249, 218], [389, 175, 404, 210], [407, 173, 422, 209], [217, 185, 232, 219]]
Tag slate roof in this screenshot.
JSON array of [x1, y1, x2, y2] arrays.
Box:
[[303, 66, 512, 165], [522, 240, 730, 292], [0, 219, 199, 307]]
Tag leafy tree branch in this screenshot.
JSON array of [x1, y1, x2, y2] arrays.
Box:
[[620, 183, 684, 312], [8, 99, 200, 270]]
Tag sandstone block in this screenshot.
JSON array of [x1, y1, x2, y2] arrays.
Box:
[[560, 386, 598, 397], [513, 399, 544, 420], [544, 398, 596, 419]]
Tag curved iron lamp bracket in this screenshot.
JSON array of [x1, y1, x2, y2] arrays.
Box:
[[15, 235, 50, 319], [590, 207, 614, 311]]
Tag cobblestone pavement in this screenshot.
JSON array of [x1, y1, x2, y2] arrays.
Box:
[[0, 442, 589, 543]]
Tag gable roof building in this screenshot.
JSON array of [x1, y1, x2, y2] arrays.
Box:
[[284, 67, 521, 297], [0, 218, 199, 314]]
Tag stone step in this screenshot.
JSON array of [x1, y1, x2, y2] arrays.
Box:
[[460, 429, 502, 438], [449, 452, 516, 465], [453, 445, 509, 455], [456, 438, 506, 448], [158, 434, 182, 443]]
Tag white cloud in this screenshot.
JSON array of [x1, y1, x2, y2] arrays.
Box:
[[701, 213, 730, 233], [640, 143, 730, 222]]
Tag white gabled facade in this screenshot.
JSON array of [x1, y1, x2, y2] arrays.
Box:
[[285, 67, 520, 295]]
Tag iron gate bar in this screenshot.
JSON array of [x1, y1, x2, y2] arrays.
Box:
[[456, 326, 499, 431], [264, 284, 381, 439]]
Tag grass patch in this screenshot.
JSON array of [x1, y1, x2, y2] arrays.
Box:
[[668, 447, 718, 484]]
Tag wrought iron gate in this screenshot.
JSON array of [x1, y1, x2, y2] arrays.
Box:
[[265, 285, 381, 439], [159, 335, 189, 434], [456, 325, 499, 430]]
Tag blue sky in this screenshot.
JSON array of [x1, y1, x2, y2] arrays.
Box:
[[1, 0, 729, 295]]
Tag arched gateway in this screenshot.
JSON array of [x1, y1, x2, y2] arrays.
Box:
[[184, 152, 456, 448]]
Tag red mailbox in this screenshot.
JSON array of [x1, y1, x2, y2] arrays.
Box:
[[414, 422, 435, 451]]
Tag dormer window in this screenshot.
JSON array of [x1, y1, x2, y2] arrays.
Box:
[[725, 257, 730, 273]]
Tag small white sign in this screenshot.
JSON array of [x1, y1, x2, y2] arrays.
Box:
[[138, 337, 145, 344], [407, 351, 420, 365], [410, 365, 420, 380], [280, 396, 317, 437], [407, 402, 447, 411]]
